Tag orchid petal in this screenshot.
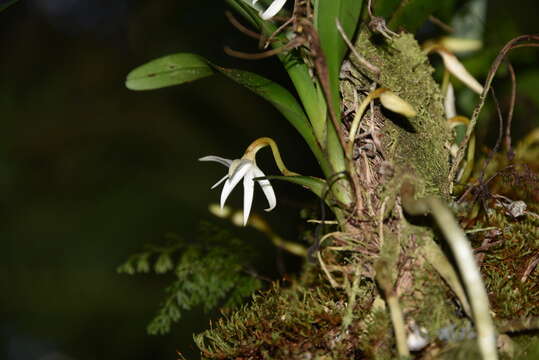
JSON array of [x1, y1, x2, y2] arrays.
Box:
[[252, 167, 276, 212], [211, 174, 229, 189], [200, 153, 279, 225], [220, 161, 252, 210], [260, 0, 287, 20], [198, 155, 233, 168], [242, 169, 255, 226]]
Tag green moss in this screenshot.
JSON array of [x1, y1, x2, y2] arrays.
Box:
[[351, 30, 452, 198], [464, 163, 539, 319], [194, 270, 368, 360], [513, 335, 539, 359], [357, 307, 394, 360]]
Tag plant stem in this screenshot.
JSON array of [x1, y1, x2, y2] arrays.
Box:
[[244, 137, 299, 176], [347, 87, 387, 157], [375, 259, 410, 358]]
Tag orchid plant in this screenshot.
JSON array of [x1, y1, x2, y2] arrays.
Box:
[[124, 0, 507, 359]]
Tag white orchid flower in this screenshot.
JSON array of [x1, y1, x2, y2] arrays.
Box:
[[252, 0, 287, 20], [199, 155, 276, 226]]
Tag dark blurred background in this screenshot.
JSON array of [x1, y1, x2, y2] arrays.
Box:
[[0, 1, 537, 359]]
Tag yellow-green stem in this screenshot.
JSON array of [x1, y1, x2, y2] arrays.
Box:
[[441, 69, 451, 97], [375, 260, 410, 358], [347, 88, 388, 158], [448, 116, 476, 192], [244, 137, 299, 176]]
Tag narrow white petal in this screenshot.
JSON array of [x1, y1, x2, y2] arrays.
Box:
[[220, 162, 252, 209], [242, 170, 255, 226], [211, 174, 229, 189], [252, 167, 276, 212], [438, 50, 484, 94], [260, 0, 287, 20], [198, 155, 233, 168]]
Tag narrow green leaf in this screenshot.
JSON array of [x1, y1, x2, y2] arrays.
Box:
[[125, 49, 330, 173], [314, 0, 363, 113], [263, 175, 327, 198], [212, 66, 331, 175], [0, 0, 19, 12], [227, 0, 329, 151], [314, 0, 362, 179], [125, 54, 214, 91], [213, 67, 308, 134]]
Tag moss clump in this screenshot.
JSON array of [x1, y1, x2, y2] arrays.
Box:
[[194, 269, 371, 360], [462, 160, 539, 319]]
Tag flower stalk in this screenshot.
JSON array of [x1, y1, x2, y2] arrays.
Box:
[[243, 137, 299, 176]]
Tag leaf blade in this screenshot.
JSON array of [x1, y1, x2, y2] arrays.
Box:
[[212, 66, 331, 175], [263, 175, 327, 198], [125, 53, 214, 91], [227, 0, 329, 149], [314, 0, 363, 112]]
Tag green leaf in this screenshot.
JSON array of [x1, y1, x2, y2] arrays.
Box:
[[213, 66, 331, 175], [227, 0, 329, 152], [314, 0, 363, 112], [263, 175, 327, 198], [125, 53, 214, 90], [125, 50, 330, 173], [213, 67, 308, 135], [0, 0, 19, 12], [313, 0, 362, 179]]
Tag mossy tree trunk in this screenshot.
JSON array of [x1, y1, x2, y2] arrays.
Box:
[[194, 27, 538, 360]]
